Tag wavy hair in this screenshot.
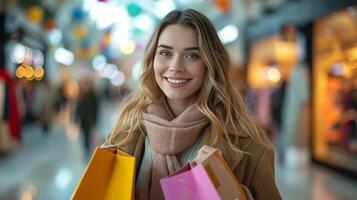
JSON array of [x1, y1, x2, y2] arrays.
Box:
[[107, 9, 270, 149]]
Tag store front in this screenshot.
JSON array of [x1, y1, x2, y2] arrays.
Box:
[[247, 25, 311, 160], [312, 5, 357, 178]]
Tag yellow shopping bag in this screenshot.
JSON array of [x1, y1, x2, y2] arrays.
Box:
[[71, 147, 135, 200]]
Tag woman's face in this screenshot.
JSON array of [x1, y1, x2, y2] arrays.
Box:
[[153, 24, 206, 105]]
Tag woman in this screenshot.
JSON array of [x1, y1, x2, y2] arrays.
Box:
[[106, 9, 281, 200]]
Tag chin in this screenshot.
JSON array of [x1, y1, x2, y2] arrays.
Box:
[[164, 93, 187, 101], [165, 95, 185, 101]]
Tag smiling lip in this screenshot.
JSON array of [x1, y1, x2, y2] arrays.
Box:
[[164, 77, 191, 88]]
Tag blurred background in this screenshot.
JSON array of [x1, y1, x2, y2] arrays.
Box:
[[1, 0, 357, 199]]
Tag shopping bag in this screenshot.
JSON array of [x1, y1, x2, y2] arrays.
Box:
[[193, 145, 248, 200], [71, 147, 135, 200], [160, 164, 221, 200]]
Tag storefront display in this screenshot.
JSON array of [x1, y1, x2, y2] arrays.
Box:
[[246, 26, 311, 160], [312, 6, 357, 177]]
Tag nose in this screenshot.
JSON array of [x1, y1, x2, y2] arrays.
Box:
[[168, 56, 183, 72]]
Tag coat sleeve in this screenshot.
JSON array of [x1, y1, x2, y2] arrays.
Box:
[[249, 146, 282, 200]]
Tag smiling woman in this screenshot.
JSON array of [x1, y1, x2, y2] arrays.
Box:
[[153, 24, 206, 116], [106, 9, 281, 200]]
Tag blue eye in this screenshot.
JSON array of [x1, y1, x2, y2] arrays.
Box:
[[159, 50, 172, 57], [186, 53, 200, 60]]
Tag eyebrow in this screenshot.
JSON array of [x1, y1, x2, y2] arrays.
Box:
[[157, 44, 199, 51]]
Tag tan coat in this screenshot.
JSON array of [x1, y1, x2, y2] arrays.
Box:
[[116, 131, 282, 200]]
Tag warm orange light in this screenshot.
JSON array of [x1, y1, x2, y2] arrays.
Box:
[[214, 0, 231, 13], [345, 46, 357, 60], [73, 24, 87, 39], [27, 6, 44, 23], [34, 67, 44, 78], [16, 65, 26, 78], [65, 81, 79, 99], [24, 66, 34, 79]]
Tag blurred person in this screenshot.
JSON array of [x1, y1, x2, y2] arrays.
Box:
[[75, 78, 99, 156], [273, 63, 309, 165], [36, 79, 55, 134], [271, 80, 287, 162], [55, 81, 69, 113], [104, 9, 281, 200]]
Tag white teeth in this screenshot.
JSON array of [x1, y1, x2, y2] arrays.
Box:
[[166, 78, 189, 84]]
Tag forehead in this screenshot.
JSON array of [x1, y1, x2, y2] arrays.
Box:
[[157, 24, 199, 48]]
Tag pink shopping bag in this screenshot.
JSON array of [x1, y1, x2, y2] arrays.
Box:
[[160, 164, 221, 200], [192, 145, 248, 200]]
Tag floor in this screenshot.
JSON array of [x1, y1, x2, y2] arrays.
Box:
[[1, 100, 357, 200]]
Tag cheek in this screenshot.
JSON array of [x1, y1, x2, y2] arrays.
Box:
[[153, 59, 160, 77], [191, 64, 206, 81], [199, 66, 206, 77], [153, 60, 165, 85], [153, 58, 166, 75]]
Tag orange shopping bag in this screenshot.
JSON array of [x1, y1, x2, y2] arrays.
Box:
[[71, 147, 135, 200]]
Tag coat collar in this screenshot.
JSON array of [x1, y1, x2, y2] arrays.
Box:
[[213, 136, 248, 170]]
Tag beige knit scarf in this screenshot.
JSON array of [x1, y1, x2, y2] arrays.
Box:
[[139, 101, 209, 200]]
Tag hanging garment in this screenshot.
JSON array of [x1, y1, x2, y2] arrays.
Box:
[[0, 76, 15, 152], [0, 68, 21, 141], [0, 79, 4, 119], [0, 79, 12, 152], [256, 88, 273, 129], [281, 63, 309, 147]]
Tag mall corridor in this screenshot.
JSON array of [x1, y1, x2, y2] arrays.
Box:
[[2, 0, 357, 199]]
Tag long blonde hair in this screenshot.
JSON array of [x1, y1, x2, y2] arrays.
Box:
[[107, 9, 270, 149]]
